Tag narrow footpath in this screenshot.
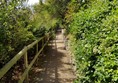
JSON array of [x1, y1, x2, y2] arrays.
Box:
[[29, 31, 76, 83]]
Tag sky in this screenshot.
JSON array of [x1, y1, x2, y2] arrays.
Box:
[[27, 0, 39, 5]]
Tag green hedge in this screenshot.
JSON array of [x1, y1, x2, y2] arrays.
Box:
[[69, 0, 118, 83]]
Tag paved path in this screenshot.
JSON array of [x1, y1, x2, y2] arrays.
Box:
[[29, 32, 76, 83]]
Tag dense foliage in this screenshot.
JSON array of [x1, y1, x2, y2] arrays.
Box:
[[1, 0, 118, 82], [0, 0, 70, 67], [65, 0, 118, 82], [0, 0, 35, 66]]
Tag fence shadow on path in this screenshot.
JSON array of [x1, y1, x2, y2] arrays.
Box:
[[29, 31, 76, 83]]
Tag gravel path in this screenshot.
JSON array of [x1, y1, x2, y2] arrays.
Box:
[[29, 32, 76, 83]]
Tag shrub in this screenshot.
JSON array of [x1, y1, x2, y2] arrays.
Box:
[[68, 0, 118, 82]]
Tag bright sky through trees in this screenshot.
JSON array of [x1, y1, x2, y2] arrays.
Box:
[[28, 0, 39, 5]]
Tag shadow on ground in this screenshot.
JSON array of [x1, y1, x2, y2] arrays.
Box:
[[29, 32, 76, 83]]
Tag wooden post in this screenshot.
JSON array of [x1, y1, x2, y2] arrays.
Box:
[[24, 51, 29, 83], [42, 38, 44, 55], [55, 34, 57, 49], [36, 43, 39, 65], [36, 43, 38, 54]]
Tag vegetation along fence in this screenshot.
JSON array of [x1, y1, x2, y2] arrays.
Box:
[[0, 33, 51, 83]]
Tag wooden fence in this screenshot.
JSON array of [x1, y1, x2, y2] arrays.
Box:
[[0, 33, 51, 83]]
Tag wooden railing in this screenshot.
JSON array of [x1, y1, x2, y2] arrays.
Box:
[[0, 33, 51, 83]]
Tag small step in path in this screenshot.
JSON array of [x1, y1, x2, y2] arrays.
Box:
[[29, 31, 76, 83]]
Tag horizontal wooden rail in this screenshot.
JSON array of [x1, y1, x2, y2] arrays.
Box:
[[0, 47, 27, 79], [0, 33, 51, 82], [27, 37, 44, 50], [18, 39, 49, 83]]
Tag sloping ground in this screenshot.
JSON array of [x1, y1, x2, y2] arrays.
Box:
[[29, 31, 76, 83]]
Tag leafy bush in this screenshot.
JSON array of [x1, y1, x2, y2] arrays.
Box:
[[68, 0, 118, 82], [0, 0, 69, 66], [0, 1, 35, 65]]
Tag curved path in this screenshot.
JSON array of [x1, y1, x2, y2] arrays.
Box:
[[29, 31, 76, 83]]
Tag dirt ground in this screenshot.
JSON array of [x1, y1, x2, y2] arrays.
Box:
[[29, 31, 76, 83]]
